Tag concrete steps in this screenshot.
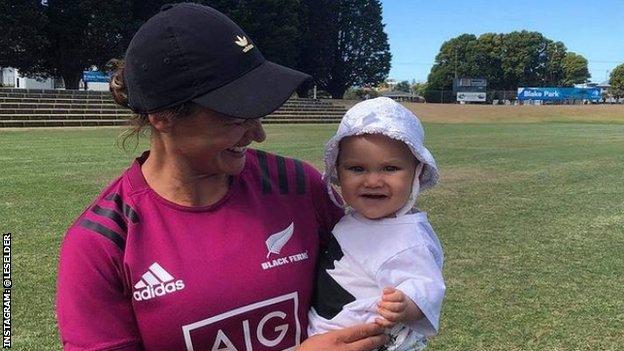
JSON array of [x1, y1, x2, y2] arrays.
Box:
[[0, 106, 345, 113], [0, 88, 346, 127], [0, 113, 343, 120], [0, 118, 342, 127], [0, 109, 127, 115], [0, 120, 126, 127]]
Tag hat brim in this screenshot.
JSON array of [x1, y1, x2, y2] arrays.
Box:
[[192, 61, 311, 119]]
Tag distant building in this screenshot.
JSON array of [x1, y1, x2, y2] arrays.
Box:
[[575, 81, 611, 94], [78, 80, 109, 91], [0, 67, 58, 89], [596, 80, 611, 93], [1, 67, 111, 91], [374, 79, 399, 93], [381, 90, 424, 102]]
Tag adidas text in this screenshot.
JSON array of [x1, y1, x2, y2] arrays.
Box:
[[133, 280, 185, 301]]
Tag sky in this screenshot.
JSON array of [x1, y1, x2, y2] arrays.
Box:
[[381, 0, 624, 84]]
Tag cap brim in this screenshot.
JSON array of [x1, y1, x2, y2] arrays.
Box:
[[192, 61, 311, 119]]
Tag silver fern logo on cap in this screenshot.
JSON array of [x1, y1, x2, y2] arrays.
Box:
[[234, 35, 254, 53]]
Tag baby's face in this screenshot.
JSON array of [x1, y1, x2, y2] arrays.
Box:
[[337, 134, 417, 219]]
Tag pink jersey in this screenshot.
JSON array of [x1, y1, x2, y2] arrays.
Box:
[[56, 149, 343, 351]]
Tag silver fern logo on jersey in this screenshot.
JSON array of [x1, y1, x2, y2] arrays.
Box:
[[261, 222, 309, 270], [266, 222, 294, 258], [133, 262, 185, 301]]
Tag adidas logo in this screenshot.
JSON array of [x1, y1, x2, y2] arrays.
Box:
[[133, 262, 185, 301], [234, 35, 254, 53]]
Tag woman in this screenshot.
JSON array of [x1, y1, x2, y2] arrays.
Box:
[[56, 3, 386, 351]]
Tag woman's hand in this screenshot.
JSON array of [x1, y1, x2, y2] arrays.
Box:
[[298, 323, 388, 351], [375, 287, 423, 328]]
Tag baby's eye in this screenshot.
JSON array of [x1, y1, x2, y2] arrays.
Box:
[[383, 166, 400, 172], [347, 166, 364, 173]]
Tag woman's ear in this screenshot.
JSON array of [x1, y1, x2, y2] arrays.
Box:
[[148, 113, 174, 133]]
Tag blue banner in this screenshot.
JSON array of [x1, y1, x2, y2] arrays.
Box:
[[517, 87, 601, 101], [83, 71, 110, 83]]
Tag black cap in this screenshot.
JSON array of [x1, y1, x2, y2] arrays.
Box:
[[124, 3, 311, 118]]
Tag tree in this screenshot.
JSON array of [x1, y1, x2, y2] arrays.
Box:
[[0, 0, 134, 89], [0, 1, 50, 78], [318, 0, 391, 99], [207, 0, 301, 69], [423, 31, 590, 101], [0, 0, 301, 90], [295, 0, 338, 96], [499, 31, 552, 88], [609, 64, 624, 98], [411, 82, 427, 96], [423, 34, 477, 102], [394, 80, 411, 93], [343, 87, 379, 100], [561, 52, 590, 86]]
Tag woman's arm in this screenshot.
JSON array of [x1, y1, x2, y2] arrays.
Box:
[[298, 323, 387, 351], [57, 226, 143, 350]]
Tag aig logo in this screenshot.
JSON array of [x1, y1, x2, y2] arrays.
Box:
[[182, 293, 300, 351]]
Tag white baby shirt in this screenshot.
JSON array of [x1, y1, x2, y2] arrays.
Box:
[[308, 211, 445, 340]]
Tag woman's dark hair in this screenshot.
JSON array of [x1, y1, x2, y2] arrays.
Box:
[[108, 59, 201, 150]]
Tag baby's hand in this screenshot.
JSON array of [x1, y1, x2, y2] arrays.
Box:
[[375, 287, 423, 328]]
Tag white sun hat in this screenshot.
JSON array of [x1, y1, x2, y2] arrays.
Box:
[[323, 97, 439, 216]]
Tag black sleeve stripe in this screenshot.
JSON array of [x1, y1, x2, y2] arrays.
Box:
[[91, 205, 127, 232], [105, 194, 139, 223], [276, 156, 289, 194], [79, 219, 125, 250], [256, 150, 272, 194], [123, 203, 139, 224], [293, 159, 306, 194]]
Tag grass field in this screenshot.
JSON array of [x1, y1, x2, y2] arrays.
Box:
[[3, 104, 624, 350]]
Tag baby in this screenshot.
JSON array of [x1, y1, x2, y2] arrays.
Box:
[[308, 97, 445, 351]]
